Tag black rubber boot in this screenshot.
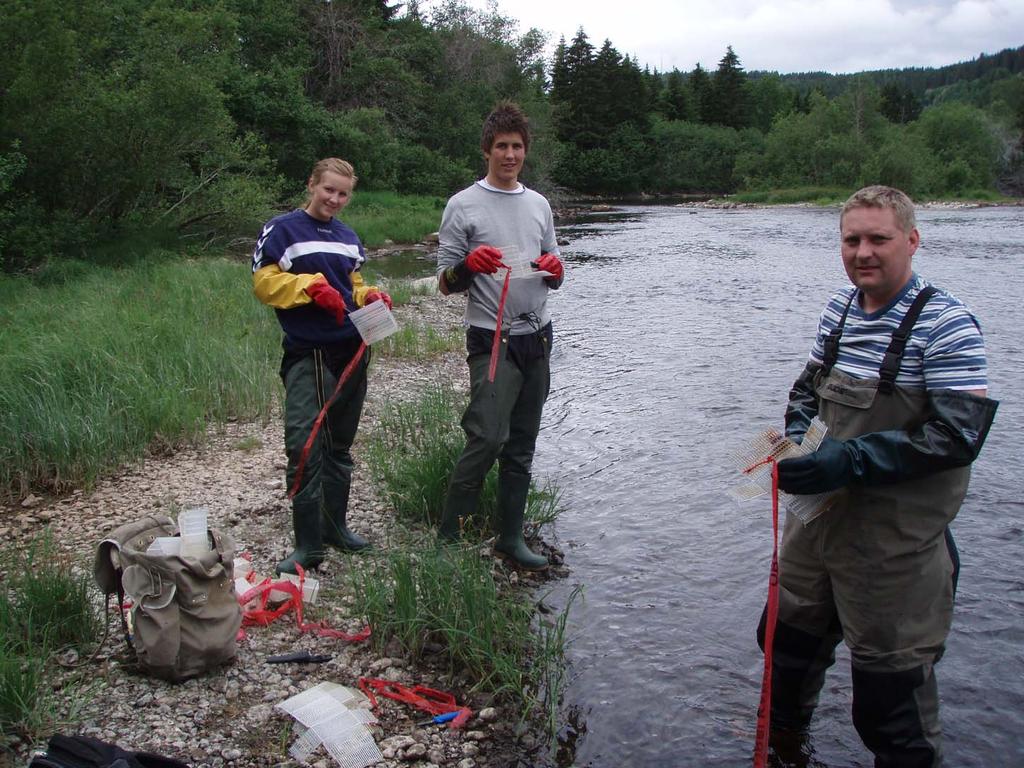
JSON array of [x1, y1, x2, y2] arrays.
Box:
[[757, 609, 842, 732], [852, 664, 941, 768], [276, 499, 325, 575], [768, 728, 827, 768], [322, 499, 369, 552], [438, 482, 482, 544], [493, 470, 548, 570]]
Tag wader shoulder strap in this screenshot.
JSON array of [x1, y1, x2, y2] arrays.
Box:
[[877, 285, 937, 394], [821, 292, 856, 375]]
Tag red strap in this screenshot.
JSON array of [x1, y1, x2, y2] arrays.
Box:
[[238, 564, 370, 643], [289, 342, 367, 499], [487, 265, 512, 383], [753, 460, 781, 767], [358, 677, 473, 728]]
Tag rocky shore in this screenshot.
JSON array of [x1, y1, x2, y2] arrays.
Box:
[[2, 291, 561, 768]]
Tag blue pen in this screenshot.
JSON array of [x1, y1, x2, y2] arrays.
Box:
[[416, 711, 460, 726]]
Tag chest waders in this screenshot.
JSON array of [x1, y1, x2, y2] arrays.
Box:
[[278, 344, 371, 576], [765, 287, 965, 768], [437, 325, 551, 571]]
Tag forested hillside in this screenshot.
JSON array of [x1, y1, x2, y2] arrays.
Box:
[[1, 0, 1020, 269], [762, 46, 1024, 99]]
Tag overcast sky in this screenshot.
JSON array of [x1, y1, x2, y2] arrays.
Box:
[[438, 0, 1023, 75]]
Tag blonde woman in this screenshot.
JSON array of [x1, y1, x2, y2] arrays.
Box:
[[252, 158, 390, 574]]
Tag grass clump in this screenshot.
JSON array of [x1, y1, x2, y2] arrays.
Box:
[[352, 546, 533, 691], [365, 385, 560, 537], [380, 276, 437, 308], [376, 324, 462, 360], [0, 256, 282, 497], [359, 384, 573, 727], [349, 546, 579, 721], [0, 531, 101, 739]]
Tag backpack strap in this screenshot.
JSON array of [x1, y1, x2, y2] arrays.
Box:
[[114, 573, 133, 656], [877, 285, 937, 395]]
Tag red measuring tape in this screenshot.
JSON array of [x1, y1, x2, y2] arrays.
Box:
[[750, 459, 781, 768], [358, 677, 473, 729], [289, 341, 367, 499], [237, 563, 371, 642], [487, 264, 512, 382]]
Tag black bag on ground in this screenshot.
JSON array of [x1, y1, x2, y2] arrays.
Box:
[[29, 733, 191, 768], [93, 514, 242, 682]]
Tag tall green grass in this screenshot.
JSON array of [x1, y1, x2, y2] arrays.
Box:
[[534, 585, 582, 740], [365, 385, 561, 537], [345, 191, 445, 247], [375, 276, 437, 308], [349, 545, 577, 722], [375, 323, 462, 360], [727, 186, 1018, 206], [726, 187, 850, 205], [0, 256, 281, 496], [0, 532, 101, 738], [926, 189, 1015, 203]]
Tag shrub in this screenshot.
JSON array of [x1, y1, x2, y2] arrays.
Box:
[[0, 531, 100, 739]]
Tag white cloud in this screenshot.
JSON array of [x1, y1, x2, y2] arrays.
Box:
[[435, 0, 1023, 74]]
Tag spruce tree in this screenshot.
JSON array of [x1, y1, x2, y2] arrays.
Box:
[[658, 69, 692, 121], [710, 45, 749, 128], [562, 28, 599, 148], [689, 63, 713, 123]]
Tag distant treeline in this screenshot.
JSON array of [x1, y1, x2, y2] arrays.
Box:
[[1, 0, 1021, 269], [548, 34, 1023, 198], [759, 46, 1024, 99]]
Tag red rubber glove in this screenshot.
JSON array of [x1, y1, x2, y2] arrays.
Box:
[[535, 252, 563, 281], [465, 245, 504, 274], [364, 290, 393, 310], [305, 279, 347, 325]]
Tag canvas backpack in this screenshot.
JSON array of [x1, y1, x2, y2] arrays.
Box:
[[93, 514, 242, 682]]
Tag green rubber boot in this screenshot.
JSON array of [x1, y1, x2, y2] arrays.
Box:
[[438, 483, 481, 544], [276, 499, 325, 575], [321, 449, 369, 552], [323, 498, 369, 552], [493, 471, 548, 571]]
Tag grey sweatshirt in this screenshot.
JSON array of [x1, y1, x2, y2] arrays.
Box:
[[436, 181, 560, 335]]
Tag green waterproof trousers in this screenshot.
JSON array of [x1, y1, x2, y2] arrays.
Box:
[[279, 346, 369, 574], [439, 337, 549, 559]]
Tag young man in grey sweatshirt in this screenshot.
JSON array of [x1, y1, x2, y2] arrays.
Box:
[[435, 101, 564, 570]]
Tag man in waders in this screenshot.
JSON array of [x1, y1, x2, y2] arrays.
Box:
[[434, 101, 563, 570], [761, 185, 998, 767]]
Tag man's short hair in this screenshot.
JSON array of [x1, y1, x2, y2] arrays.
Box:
[[841, 185, 916, 232], [481, 101, 530, 154]]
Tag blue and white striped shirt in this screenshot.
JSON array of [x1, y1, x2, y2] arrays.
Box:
[[808, 275, 987, 391]]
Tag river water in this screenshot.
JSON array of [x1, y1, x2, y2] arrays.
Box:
[[527, 204, 1024, 767]]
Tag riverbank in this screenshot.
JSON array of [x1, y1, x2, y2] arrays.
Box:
[[673, 197, 1024, 211], [728, 184, 1022, 207], [0, 291, 567, 768]]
